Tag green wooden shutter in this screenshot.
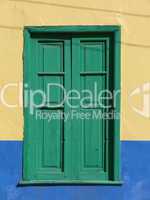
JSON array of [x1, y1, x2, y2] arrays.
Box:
[[23, 27, 120, 184], [71, 35, 112, 181], [24, 33, 72, 181]]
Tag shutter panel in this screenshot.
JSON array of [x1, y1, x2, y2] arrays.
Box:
[[72, 35, 111, 181], [24, 34, 72, 181]]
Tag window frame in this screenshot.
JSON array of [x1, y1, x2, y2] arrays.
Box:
[[21, 25, 121, 186]]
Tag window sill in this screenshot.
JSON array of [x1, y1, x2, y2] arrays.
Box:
[[18, 180, 123, 186]]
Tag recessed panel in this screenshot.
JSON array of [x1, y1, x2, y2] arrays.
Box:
[[43, 110, 64, 171], [81, 41, 106, 72], [43, 43, 64, 72], [81, 110, 104, 169]]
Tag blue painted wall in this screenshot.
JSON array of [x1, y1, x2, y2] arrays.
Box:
[[0, 141, 150, 200]]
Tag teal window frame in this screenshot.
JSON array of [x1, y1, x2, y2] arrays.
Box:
[[21, 25, 121, 185]]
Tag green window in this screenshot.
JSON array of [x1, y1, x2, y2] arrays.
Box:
[[23, 26, 121, 185]]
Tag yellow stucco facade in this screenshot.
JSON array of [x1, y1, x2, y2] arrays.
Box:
[[0, 0, 150, 140]]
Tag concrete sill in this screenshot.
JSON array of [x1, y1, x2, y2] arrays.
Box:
[[18, 180, 123, 186]]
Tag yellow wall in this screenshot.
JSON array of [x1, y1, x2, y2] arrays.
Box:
[[0, 0, 150, 140]]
